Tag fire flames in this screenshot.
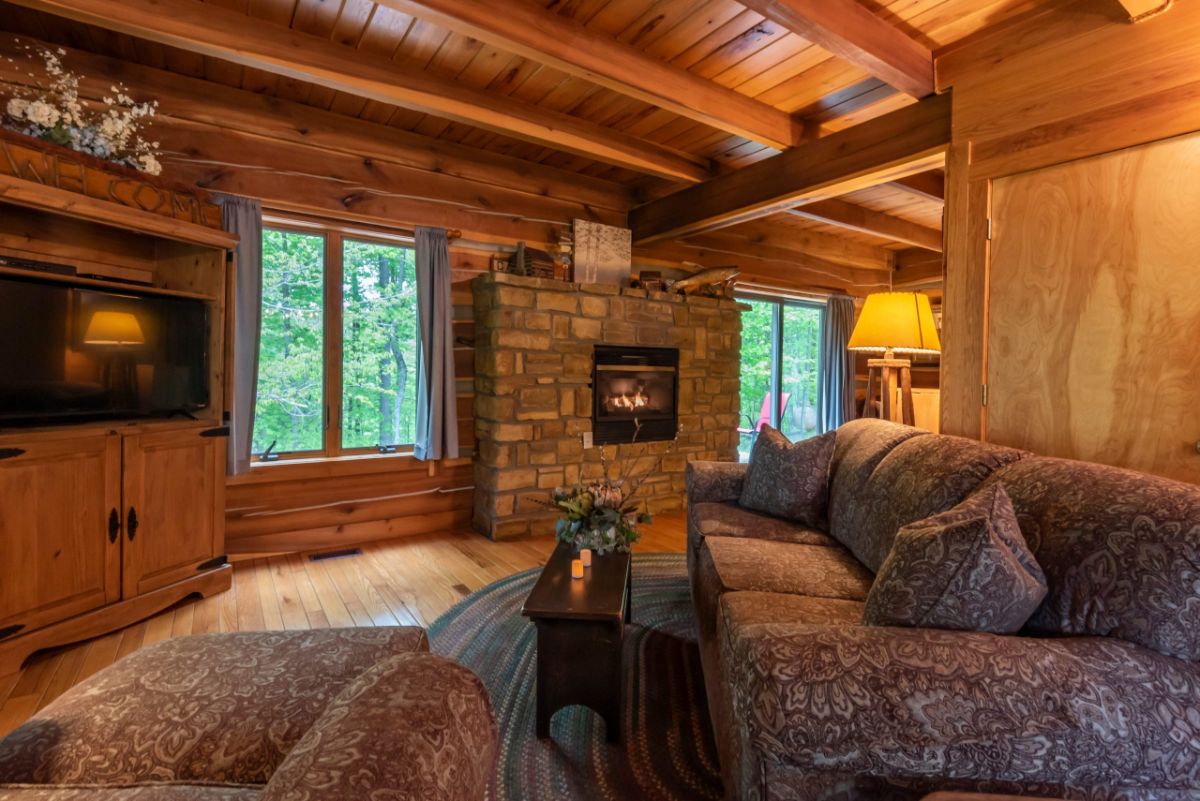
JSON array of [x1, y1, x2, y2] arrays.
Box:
[[607, 386, 650, 411]]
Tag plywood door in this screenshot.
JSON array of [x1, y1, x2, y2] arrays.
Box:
[[986, 132, 1200, 483], [0, 431, 121, 636], [121, 425, 224, 597]]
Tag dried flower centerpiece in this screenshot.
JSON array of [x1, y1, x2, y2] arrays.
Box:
[[2, 43, 162, 175], [548, 438, 678, 555]]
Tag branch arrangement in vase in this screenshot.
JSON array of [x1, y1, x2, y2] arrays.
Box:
[[2, 41, 162, 175], [547, 428, 682, 555]]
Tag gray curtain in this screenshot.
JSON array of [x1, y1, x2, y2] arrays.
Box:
[[414, 227, 459, 460], [217, 194, 262, 475], [819, 295, 856, 432]]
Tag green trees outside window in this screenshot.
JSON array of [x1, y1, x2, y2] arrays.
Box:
[[737, 295, 825, 460], [253, 229, 324, 455], [341, 239, 418, 451], [252, 225, 419, 460]]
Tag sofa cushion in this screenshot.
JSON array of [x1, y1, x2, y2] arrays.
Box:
[[261, 653, 495, 801], [690, 537, 875, 697], [0, 786, 260, 801], [691, 502, 836, 547], [740, 427, 835, 527], [722, 591, 864, 631], [721, 622, 1200, 793], [0, 628, 429, 786], [829, 422, 1025, 571], [698, 537, 874, 604], [864, 484, 1047, 633], [982, 456, 1200, 661], [827, 419, 928, 555]]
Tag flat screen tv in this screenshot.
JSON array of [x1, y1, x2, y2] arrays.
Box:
[[0, 275, 209, 426]]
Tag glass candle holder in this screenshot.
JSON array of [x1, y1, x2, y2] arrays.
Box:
[[571, 559, 584, 579]]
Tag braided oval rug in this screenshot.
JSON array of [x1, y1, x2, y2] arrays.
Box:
[[430, 553, 722, 801]]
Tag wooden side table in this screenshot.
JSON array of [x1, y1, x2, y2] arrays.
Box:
[[863, 355, 915, 425], [521, 541, 632, 743]]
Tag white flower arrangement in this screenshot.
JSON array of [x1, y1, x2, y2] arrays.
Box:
[[3, 44, 162, 175]]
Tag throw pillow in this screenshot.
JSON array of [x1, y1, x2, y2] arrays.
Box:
[[863, 483, 1047, 633], [739, 426, 835, 528]]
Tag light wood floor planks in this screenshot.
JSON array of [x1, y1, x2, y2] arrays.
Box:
[[0, 512, 688, 737]]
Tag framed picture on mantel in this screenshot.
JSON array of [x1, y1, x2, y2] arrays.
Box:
[[573, 219, 631, 285]]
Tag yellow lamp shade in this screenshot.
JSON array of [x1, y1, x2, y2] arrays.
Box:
[[847, 291, 940, 355], [84, 311, 145, 345]]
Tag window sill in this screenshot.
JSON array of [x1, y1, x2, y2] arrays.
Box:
[[229, 450, 419, 486]]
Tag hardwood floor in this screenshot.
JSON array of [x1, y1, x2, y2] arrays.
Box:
[[0, 512, 688, 737]]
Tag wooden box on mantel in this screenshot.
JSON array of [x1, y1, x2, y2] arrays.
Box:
[[0, 130, 238, 675]]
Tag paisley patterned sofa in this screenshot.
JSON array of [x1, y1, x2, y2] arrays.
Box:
[[687, 418, 1200, 801], [0, 628, 496, 801]]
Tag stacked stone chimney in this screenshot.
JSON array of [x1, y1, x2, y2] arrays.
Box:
[[472, 272, 743, 539]]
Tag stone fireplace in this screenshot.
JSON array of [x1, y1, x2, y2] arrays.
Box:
[[471, 272, 743, 540]]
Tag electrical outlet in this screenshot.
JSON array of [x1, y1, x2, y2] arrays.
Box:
[[582, 431, 594, 449]]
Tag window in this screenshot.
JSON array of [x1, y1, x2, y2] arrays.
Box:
[[252, 223, 420, 460], [737, 295, 825, 461]]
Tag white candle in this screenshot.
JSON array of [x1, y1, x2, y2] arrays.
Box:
[[571, 559, 584, 579], [580, 548, 593, 568]]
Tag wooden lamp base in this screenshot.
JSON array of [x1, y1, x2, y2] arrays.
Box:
[[862, 353, 914, 426]]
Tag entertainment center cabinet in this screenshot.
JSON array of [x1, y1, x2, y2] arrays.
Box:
[[0, 130, 238, 674]]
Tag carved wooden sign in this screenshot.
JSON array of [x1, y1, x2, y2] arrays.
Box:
[[0, 127, 222, 230]]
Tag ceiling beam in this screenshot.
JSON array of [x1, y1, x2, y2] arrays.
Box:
[[629, 92, 951, 243], [9, 0, 712, 183], [892, 247, 943, 287], [887, 172, 945, 202], [788, 199, 943, 251], [0, 35, 633, 214], [705, 218, 893, 271], [375, 0, 803, 149], [738, 0, 935, 98]]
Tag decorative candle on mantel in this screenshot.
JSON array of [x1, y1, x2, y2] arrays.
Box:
[[580, 548, 593, 568], [571, 559, 584, 579]]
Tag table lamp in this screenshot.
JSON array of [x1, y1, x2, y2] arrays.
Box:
[[847, 292, 940, 425]]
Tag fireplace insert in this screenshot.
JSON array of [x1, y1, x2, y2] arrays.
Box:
[[592, 345, 678, 444]]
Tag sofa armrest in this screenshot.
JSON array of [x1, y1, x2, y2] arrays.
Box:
[[727, 624, 1094, 775], [687, 460, 748, 506], [263, 652, 496, 801]]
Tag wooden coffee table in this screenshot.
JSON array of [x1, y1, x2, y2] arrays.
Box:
[[521, 541, 632, 743]]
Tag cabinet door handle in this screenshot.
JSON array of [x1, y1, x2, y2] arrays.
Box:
[[108, 508, 120, 544], [127, 507, 139, 541]]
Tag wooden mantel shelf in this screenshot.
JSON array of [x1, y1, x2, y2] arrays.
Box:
[[0, 173, 238, 250]]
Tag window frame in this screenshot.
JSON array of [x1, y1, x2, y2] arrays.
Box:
[[736, 291, 828, 437], [254, 216, 420, 464]]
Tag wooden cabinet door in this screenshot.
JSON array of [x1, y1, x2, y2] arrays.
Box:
[[0, 431, 121, 637], [121, 425, 225, 597], [986, 132, 1200, 483]]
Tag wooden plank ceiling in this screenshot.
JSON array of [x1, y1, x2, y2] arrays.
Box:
[[0, 0, 1037, 291]]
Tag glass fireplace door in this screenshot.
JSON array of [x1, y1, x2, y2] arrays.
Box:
[[592, 346, 678, 444]]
